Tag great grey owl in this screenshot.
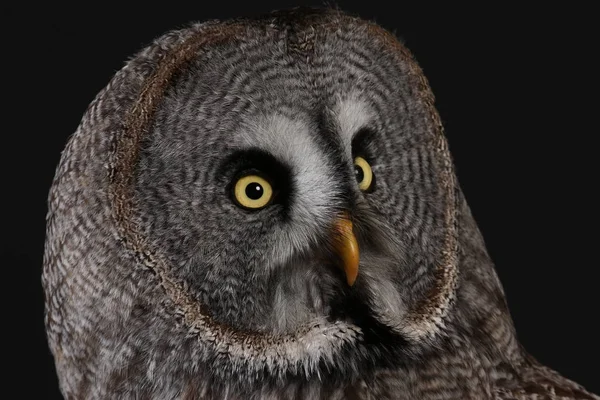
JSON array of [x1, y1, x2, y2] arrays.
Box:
[[42, 8, 598, 400]]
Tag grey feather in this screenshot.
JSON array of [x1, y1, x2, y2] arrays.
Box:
[[43, 8, 598, 399]]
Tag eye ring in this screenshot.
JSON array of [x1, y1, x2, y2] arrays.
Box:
[[233, 174, 273, 210], [354, 156, 374, 191]]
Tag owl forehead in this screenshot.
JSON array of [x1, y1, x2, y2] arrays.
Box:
[[154, 24, 434, 183], [176, 27, 411, 136]]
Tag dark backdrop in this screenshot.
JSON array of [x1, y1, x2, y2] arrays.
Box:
[[4, 2, 597, 398]]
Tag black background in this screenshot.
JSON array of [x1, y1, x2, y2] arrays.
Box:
[[4, 2, 597, 398]]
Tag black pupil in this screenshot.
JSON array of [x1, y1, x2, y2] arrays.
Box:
[[245, 182, 264, 200], [354, 165, 364, 183]]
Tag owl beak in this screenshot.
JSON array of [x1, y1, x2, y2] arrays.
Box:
[[332, 213, 360, 286]]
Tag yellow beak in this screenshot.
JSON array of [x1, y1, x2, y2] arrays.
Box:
[[332, 214, 360, 286]]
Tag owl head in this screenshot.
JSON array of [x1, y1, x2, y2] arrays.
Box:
[[44, 8, 515, 397]]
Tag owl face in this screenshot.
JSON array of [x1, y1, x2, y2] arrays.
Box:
[[42, 10, 465, 394], [134, 18, 451, 343]]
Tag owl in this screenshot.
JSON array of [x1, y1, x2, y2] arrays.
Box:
[[42, 8, 598, 400]]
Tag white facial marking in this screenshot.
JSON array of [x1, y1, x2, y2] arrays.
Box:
[[333, 93, 374, 158], [238, 114, 341, 263]]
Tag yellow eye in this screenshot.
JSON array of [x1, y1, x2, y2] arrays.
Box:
[[354, 156, 374, 191], [233, 175, 273, 209]]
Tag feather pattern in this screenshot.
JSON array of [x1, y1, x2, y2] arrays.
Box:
[[43, 7, 597, 399]]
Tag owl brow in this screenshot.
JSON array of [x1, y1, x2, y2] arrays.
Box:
[[351, 128, 378, 160], [218, 148, 288, 177]]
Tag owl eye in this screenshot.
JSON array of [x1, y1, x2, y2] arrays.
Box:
[[233, 174, 273, 209], [354, 156, 374, 191]]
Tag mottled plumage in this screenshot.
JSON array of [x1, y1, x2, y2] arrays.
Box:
[[43, 8, 598, 399]]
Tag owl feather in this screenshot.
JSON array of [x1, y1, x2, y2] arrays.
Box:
[[43, 7, 597, 399]]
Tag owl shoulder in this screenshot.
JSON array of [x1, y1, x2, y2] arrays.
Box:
[[494, 355, 599, 400]]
